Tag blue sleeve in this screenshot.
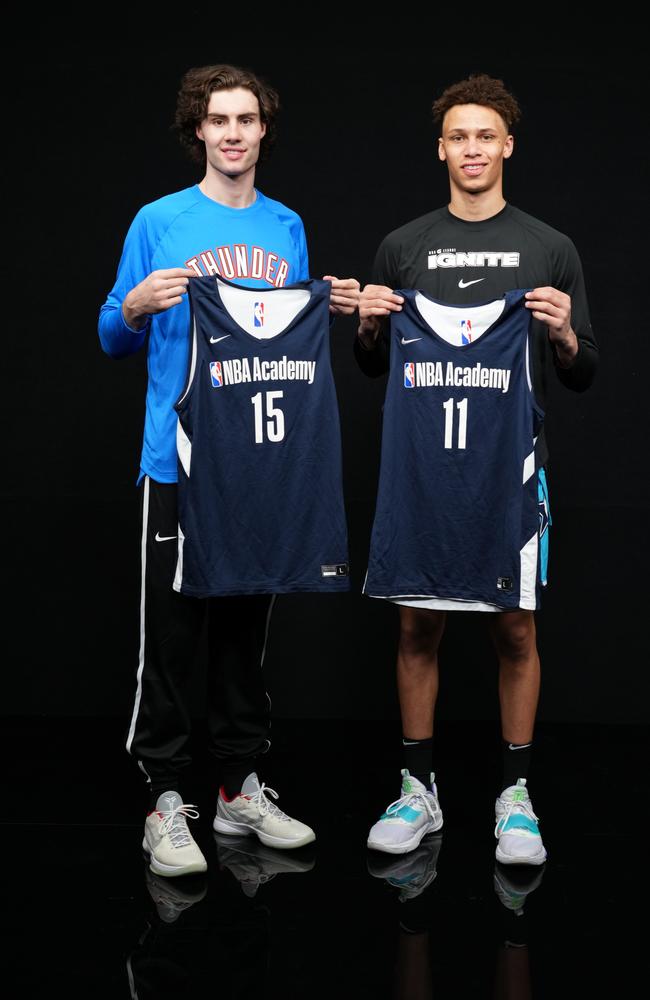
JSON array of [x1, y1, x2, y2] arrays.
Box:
[[98, 209, 153, 359]]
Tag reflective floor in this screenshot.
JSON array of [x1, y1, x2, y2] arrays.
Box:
[[4, 718, 643, 996]]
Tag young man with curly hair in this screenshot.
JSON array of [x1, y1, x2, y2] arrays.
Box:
[[356, 74, 597, 864], [99, 64, 359, 876]]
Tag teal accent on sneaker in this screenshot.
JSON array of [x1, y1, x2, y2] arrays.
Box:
[[380, 804, 422, 823], [498, 813, 540, 835]]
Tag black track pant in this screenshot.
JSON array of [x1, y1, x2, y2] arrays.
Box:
[[125, 477, 274, 793]]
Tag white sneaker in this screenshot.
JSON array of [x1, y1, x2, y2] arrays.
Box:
[[367, 770, 443, 855], [213, 773, 315, 850], [143, 791, 208, 877], [494, 778, 547, 865]]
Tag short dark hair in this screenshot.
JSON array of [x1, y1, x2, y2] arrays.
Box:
[[432, 73, 521, 133], [173, 64, 280, 163]]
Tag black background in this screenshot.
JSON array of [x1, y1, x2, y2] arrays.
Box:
[[7, 36, 648, 723]]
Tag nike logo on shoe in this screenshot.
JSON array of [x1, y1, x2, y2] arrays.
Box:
[[401, 337, 421, 344], [458, 278, 484, 289], [210, 335, 231, 344], [155, 532, 177, 542]]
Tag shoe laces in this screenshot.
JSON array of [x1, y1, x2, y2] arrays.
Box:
[[158, 803, 200, 848], [385, 787, 438, 821], [248, 783, 290, 822], [494, 793, 538, 837]]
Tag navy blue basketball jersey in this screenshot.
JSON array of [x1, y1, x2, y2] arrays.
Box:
[[173, 276, 349, 597], [364, 287, 544, 610]]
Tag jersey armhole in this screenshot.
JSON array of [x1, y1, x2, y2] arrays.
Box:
[[174, 298, 199, 414]]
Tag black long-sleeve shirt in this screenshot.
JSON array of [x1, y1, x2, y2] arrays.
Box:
[[354, 203, 598, 463]]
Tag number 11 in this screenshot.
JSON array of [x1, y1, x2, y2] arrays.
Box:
[[443, 397, 468, 449]]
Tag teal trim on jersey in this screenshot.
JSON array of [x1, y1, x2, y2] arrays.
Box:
[[98, 185, 310, 484], [381, 804, 421, 823], [538, 468, 552, 586], [498, 813, 540, 835]]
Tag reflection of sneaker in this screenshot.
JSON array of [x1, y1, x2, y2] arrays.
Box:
[[367, 833, 443, 902], [144, 865, 207, 922], [213, 773, 316, 850], [494, 779, 547, 866], [143, 791, 208, 877], [367, 770, 443, 855], [493, 861, 546, 917], [214, 833, 316, 897]]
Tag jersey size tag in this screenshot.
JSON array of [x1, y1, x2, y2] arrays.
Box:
[[497, 577, 514, 592], [321, 563, 349, 578]]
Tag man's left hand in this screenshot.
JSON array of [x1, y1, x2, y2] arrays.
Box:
[[324, 276, 361, 315], [525, 287, 578, 367]]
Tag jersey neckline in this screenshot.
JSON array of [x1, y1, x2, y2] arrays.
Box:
[[204, 275, 323, 348], [406, 287, 527, 354]]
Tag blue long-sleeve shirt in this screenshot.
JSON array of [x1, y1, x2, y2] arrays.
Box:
[[99, 184, 309, 483]]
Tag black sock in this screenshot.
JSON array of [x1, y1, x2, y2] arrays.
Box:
[[501, 740, 533, 792], [401, 736, 434, 788], [222, 760, 259, 799]]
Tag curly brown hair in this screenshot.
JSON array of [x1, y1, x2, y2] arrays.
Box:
[[432, 74, 521, 133], [173, 64, 280, 163]]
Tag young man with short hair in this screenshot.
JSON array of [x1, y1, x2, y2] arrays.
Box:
[[356, 73, 597, 864], [99, 64, 359, 876]]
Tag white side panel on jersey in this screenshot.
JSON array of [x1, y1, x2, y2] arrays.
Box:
[[519, 531, 539, 610], [523, 450, 535, 485], [177, 316, 199, 406], [177, 420, 192, 478], [126, 476, 150, 757], [415, 293, 506, 345], [172, 524, 185, 594], [217, 278, 310, 339], [525, 334, 532, 391]]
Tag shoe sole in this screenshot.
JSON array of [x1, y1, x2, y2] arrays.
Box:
[[495, 845, 547, 866], [367, 817, 443, 855], [213, 815, 316, 850], [142, 840, 208, 878]]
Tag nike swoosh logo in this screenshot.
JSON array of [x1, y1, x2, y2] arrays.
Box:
[[507, 743, 532, 751], [458, 278, 484, 289], [402, 740, 420, 745], [155, 532, 177, 542], [210, 335, 231, 344], [401, 337, 422, 344]]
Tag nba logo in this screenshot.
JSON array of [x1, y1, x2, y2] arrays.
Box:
[[404, 362, 415, 388], [461, 319, 472, 345], [210, 361, 223, 388], [254, 301, 264, 327]]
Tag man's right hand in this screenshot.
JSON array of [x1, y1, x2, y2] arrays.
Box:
[[122, 268, 196, 331], [357, 284, 404, 349]]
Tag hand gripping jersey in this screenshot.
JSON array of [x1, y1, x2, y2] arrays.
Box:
[[364, 287, 544, 611], [173, 276, 349, 597]]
